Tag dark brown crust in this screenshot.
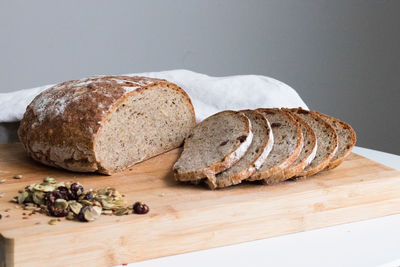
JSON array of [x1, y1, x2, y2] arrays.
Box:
[[174, 110, 252, 182], [285, 108, 338, 178], [266, 112, 317, 184], [313, 111, 357, 170], [247, 108, 303, 183], [18, 76, 196, 174]]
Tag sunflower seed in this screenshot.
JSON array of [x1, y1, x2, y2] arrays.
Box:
[[79, 206, 102, 222]]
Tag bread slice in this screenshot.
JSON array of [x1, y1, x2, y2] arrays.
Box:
[[173, 110, 253, 183], [266, 112, 317, 184], [18, 76, 196, 174], [314, 111, 357, 170], [247, 108, 303, 183], [286, 108, 338, 177], [207, 110, 274, 189]]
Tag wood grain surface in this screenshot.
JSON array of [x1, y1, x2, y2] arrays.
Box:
[[1, 143, 400, 266]]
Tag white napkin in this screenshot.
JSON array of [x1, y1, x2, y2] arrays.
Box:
[[0, 69, 307, 123]]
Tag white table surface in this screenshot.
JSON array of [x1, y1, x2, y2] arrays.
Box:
[[124, 146, 400, 267]]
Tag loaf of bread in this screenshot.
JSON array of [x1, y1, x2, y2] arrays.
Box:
[[18, 76, 196, 174]]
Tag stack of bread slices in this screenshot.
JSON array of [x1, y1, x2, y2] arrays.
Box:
[[173, 108, 356, 189]]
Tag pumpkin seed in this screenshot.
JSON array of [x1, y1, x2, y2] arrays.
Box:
[[43, 177, 56, 183], [114, 208, 129, 216], [24, 205, 38, 211], [69, 201, 83, 215], [14, 177, 136, 224], [33, 184, 55, 192], [32, 191, 45, 205], [48, 219, 58, 225], [66, 211, 75, 220], [80, 200, 93, 206], [54, 199, 69, 210], [18, 191, 29, 204]]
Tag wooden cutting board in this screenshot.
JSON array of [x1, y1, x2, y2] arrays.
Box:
[[1, 143, 400, 267]]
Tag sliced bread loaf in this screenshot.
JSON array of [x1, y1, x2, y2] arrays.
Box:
[[266, 112, 317, 184], [314, 111, 356, 170], [207, 110, 274, 189], [286, 108, 338, 177], [18, 76, 196, 174], [173, 110, 253, 183], [247, 108, 303, 183]]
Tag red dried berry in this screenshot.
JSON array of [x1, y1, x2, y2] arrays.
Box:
[[133, 202, 149, 214]]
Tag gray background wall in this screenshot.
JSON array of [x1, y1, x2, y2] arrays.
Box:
[[0, 0, 399, 154]]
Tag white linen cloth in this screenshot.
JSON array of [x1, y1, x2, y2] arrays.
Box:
[[0, 69, 307, 123]]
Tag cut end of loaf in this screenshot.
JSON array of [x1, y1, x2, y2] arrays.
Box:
[[94, 84, 195, 174]]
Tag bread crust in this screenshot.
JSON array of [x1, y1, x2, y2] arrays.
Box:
[[206, 110, 274, 189], [266, 112, 317, 185], [18, 76, 196, 174], [313, 111, 357, 170], [247, 108, 303, 183], [174, 110, 253, 183]]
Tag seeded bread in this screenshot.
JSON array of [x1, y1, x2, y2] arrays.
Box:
[[18, 76, 196, 174], [173, 110, 253, 183], [206, 110, 274, 189], [314, 111, 357, 170], [266, 112, 317, 184], [247, 108, 303, 183], [286, 108, 338, 177]]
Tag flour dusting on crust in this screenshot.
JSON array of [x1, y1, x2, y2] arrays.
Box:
[[30, 76, 159, 125]]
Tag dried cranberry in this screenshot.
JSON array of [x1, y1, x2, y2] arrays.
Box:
[[70, 183, 84, 200], [57, 186, 70, 200], [48, 205, 69, 217], [237, 135, 247, 143], [219, 140, 228, 146], [44, 190, 67, 205], [133, 202, 149, 214], [271, 123, 282, 128], [83, 193, 93, 201]]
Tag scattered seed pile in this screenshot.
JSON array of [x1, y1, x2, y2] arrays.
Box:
[[14, 177, 149, 223]]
